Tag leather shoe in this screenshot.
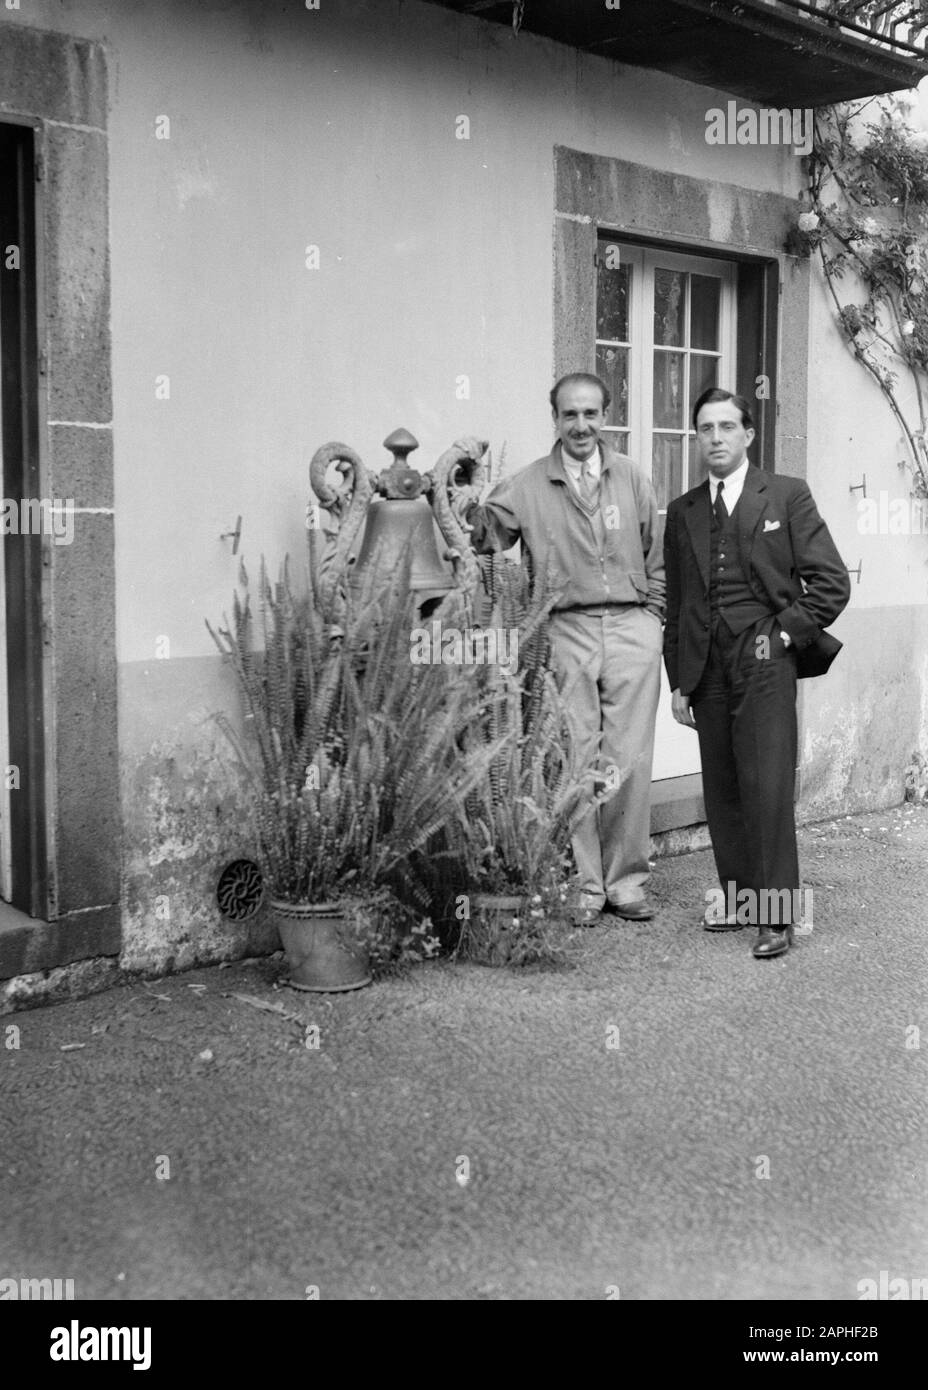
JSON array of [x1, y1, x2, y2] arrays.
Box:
[[606, 899, 654, 921], [752, 925, 794, 959], [571, 906, 603, 928], [702, 907, 741, 931]]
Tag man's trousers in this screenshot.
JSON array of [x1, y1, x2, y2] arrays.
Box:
[[691, 613, 800, 925], [547, 605, 662, 908]]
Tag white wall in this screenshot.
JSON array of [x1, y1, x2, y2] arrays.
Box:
[[8, 0, 814, 663], [4, 0, 925, 930]]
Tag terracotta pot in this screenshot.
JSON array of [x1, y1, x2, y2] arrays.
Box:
[[462, 893, 524, 965], [270, 899, 372, 992]]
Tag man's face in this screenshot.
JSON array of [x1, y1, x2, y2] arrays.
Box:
[[553, 382, 605, 463], [694, 399, 755, 478]]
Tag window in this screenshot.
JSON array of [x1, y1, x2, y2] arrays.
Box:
[[595, 240, 737, 510]]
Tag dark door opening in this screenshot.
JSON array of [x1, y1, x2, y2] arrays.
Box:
[[0, 121, 47, 918]]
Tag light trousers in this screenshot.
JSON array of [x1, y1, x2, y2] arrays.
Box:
[[547, 606, 662, 908]]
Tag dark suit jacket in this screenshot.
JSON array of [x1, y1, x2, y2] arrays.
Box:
[[663, 464, 851, 696]]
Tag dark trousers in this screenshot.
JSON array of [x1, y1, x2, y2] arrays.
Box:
[[691, 613, 799, 925]]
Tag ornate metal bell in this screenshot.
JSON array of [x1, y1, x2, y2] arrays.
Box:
[[309, 427, 488, 622], [347, 429, 455, 607]]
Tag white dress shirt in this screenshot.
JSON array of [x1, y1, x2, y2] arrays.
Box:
[[708, 455, 749, 512]]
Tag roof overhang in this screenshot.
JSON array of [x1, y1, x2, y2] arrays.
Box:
[[423, 0, 928, 106]]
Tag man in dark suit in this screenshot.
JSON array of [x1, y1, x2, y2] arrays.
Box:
[[663, 388, 851, 958]]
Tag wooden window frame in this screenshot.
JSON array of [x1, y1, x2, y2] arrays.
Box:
[[595, 238, 738, 507]]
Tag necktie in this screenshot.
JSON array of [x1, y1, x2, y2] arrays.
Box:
[[578, 459, 600, 512], [713, 479, 727, 525]]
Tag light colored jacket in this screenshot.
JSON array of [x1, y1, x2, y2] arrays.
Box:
[[469, 442, 665, 617]]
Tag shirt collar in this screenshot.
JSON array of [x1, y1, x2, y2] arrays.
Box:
[[708, 455, 749, 496], [561, 442, 603, 478]]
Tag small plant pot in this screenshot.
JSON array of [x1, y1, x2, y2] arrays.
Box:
[[271, 900, 372, 992], [461, 893, 524, 966]]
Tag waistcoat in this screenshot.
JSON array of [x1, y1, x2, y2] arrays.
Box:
[[709, 497, 773, 633]]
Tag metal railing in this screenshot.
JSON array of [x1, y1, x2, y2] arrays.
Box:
[[766, 1, 928, 55]]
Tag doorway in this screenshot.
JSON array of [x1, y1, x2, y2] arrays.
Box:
[[0, 120, 48, 918], [595, 239, 738, 783]]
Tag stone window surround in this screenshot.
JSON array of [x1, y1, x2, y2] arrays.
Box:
[[554, 144, 810, 475]]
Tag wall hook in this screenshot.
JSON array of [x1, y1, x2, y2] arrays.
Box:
[[220, 516, 242, 555], [849, 474, 867, 498], [846, 559, 863, 585]]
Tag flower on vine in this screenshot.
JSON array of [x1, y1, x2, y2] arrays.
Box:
[[902, 320, 916, 337], [798, 211, 820, 233], [859, 216, 880, 237], [839, 304, 864, 336]]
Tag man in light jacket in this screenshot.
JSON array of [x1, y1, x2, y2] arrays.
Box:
[[465, 373, 665, 926]]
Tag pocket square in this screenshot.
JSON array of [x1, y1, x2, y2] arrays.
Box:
[[763, 519, 781, 532]]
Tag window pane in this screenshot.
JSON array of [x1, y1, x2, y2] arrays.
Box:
[[654, 268, 685, 347], [596, 344, 628, 427], [596, 250, 630, 342], [688, 353, 719, 423], [653, 351, 685, 429], [690, 275, 720, 350], [691, 434, 711, 488], [652, 434, 683, 510], [604, 429, 629, 455]]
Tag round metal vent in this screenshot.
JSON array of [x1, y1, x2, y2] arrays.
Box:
[[216, 859, 264, 921]]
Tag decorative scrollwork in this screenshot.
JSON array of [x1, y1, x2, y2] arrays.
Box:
[[430, 435, 489, 596], [309, 442, 374, 618]]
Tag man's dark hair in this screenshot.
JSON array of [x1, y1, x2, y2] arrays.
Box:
[[549, 372, 611, 414], [692, 387, 754, 432]]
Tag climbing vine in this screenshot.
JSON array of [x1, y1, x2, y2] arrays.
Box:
[[795, 93, 928, 499]]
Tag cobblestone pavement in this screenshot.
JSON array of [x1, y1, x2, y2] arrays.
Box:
[[1, 805, 926, 1301]]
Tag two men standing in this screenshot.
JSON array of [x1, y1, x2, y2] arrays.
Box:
[[466, 376, 849, 956]]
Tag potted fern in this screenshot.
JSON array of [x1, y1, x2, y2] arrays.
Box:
[[446, 556, 602, 967], [208, 553, 505, 990]]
